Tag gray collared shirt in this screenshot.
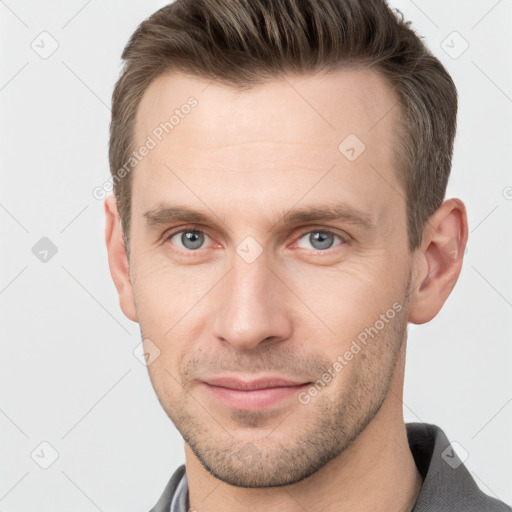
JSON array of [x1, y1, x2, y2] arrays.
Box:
[[152, 423, 511, 512], [169, 470, 188, 512]]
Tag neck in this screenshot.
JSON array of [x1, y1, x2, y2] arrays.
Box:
[[184, 342, 423, 512]]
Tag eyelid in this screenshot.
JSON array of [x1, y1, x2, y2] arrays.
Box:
[[291, 227, 348, 251], [164, 225, 217, 253], [164, 225, 349, 253]]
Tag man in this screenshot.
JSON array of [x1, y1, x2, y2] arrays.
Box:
[[104, 0, 511, 511]]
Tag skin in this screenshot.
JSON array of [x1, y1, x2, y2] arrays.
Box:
[[105, 68, 468, 512]]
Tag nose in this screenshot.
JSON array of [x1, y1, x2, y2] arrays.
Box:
[[211, 253, 293, 350]]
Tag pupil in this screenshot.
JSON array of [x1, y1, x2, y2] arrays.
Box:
[[182, 231, 204, 249], [310, 231, 333, 250]]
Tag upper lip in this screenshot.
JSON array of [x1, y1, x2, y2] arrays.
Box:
[[202, 376, 310, 390]]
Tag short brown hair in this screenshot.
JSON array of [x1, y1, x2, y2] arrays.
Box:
[[109, 0, 457, 253]]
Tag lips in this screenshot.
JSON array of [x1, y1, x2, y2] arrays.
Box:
[[203, 376, 309, 390], [200, 375, 311, 410]]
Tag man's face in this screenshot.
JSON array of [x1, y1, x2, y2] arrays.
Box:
[[127, 68, 413, 487]]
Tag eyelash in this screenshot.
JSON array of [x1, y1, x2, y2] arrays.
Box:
[[164, 225, 347, 255], [294, 227, 346, 252]]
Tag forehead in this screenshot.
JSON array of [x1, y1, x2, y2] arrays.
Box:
[[135, 67, 398, 147], [131, 68, 403, 225]]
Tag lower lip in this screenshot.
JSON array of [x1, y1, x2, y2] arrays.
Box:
[[202, 383, 310, 410]]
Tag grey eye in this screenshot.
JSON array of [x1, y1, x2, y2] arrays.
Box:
[[297, 231, 342, 251], [170, 230, 207, 250]]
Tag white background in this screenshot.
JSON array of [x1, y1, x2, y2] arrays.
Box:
[[0, 0, 511, 510]]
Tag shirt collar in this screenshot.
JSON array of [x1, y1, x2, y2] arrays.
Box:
[[162, 423, 510, 512]]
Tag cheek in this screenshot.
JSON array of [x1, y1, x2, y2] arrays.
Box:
[[131, 253, 219, 331], [131, 259, 214, 381], [282, 256, 404, 341], [145, 362, 183, 421]]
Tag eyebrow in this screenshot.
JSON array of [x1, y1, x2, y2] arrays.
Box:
[[143, 203, 376, 231], [276, 205, 376, 230]]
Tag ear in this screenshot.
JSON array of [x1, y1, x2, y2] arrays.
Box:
[[408, 198, 468, 324], [104, 195, 138, 322]]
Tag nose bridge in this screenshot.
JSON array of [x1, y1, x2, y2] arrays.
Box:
[[212, 249, 291, 349]]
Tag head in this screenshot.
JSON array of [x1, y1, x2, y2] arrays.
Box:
[[105, 0, 468, 488]]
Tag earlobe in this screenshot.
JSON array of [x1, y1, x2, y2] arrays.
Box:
[[104, 195, 138, 323], [408, 198, 468, 324]]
